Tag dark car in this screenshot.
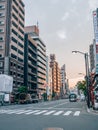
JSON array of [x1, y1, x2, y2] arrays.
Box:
[[69, 93, 77, 102]]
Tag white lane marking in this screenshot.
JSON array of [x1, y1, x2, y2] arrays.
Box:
[[7, 110, 25, 114], [0, 110, 8, 113], [63, 111, 72, 116], [34, 110, 48, 115], [50, 102, 68, 109], [16, 110, 32, 114], [53, 111, 63, 115], [74, 111, 80, 116], [25, 110, 40, 115], [44, 111, 56, 115]]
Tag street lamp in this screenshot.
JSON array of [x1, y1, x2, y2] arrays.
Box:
[[72, 50, 90, 108]]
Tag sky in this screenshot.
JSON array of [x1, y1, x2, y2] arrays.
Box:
[[23, 0, 98, 87]]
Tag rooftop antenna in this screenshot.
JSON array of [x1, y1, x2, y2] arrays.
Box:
[[37, 21, 39, 28]]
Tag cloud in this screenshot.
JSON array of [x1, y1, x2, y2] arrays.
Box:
[[71, 0, 77, 4], [61, 12, 70, 21], [88, 0, 98, 10], [50, 0, 60, 4], [57, 30, 67, 40]]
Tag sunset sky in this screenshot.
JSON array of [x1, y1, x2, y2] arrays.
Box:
[[23, 0, 98, 87]]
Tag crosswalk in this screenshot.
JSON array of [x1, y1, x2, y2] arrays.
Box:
[[0, 109, 81, 117]]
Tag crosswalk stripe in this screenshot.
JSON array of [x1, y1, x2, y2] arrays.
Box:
[[0, 110, 8, 113], [7, 110, 24, 114], [0, 109, 81, 117], [63, 111, 72, 116], [44, 111, 56, 115], [53, 111, 63, 115], [34, 110, 48, 115], [25, 110, 40, 115], [16, 110, 32, 114], [74, 111, 80, 116]]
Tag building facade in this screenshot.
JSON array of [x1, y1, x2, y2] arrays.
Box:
[[89, 41, 95, 72], [25, 26, 46, 96], [93, 8, 98, 74], [60, 64, 66, 96], [0, 0, 25, 91], [24, 34, 37, 95], [50, 54, 61, 96]]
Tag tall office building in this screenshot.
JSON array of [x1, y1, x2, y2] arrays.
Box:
[[93, 8, 98, 74], [60, 64, 66, 96], [25, 26, 46, 96], [0, 0, 25, 91], [89, 40, 95, 72]]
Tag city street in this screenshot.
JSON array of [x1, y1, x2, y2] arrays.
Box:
[[0, 99, 98, 130]]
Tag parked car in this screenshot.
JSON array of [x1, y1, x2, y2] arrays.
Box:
[[31, 94, 39, 103], [19, 93, 32, 104], [69, 93, 77, 102]]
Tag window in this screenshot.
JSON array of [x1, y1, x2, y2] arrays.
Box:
[[0, 13, 4, 17], [12, 37, 17, 44], [0, 62, 3, 67], [19, 13, 24, 21], [12, 21, 18, 28], [0, 54, 2, 57], [0, 29, 3, 32], [19, 28, 24, 35], [18, 49, 23, 55], [0, 37, 4, 41], [12, 13, 18, 21], [0, 5, 5, 9], [19, 7, 24, 15], [18, 42, 23, 48], [0, 46, 3, 49], [11, 53, 17, 59], [11, 45, 17, 51], [18, 57, 23, 63], [18, 35, 24, 41], [12, 29, 17, 36], [13, 0, 18, 6], [13, 5, 18, 14], [19, 21, 24, 28], [0, 21, 4, 25]]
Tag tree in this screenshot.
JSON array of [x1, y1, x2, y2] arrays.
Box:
[[18, 86, 28, 93], [76, 80, 86, 96]]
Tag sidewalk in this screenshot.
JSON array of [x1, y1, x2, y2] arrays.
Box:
[[87, 107, 98, 114]]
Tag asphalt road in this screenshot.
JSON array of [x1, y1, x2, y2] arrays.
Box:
[[0, 99, 98, 130]]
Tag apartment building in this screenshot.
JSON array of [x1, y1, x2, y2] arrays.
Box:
[[50, 54, 61, 95], [0, 0, 25, 91], [25, 25, 46, 96], [24, 34, 37, 94]]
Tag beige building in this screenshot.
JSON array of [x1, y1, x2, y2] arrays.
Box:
[[50, 54, 61, 96], [0, 0, 25, 91]]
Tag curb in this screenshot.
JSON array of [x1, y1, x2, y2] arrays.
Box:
[[87, 107, 98, 115]]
